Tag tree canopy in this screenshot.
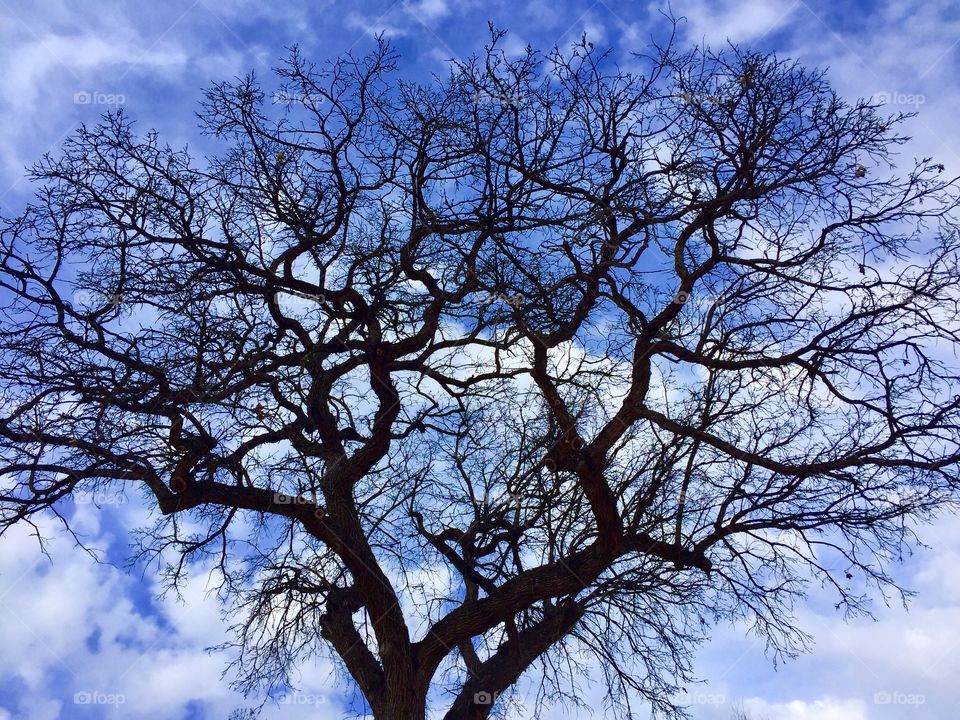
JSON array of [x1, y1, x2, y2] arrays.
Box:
[[2, 28, 959, 720]]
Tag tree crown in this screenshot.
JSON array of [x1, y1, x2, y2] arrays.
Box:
[[2, 29, 960, 719]]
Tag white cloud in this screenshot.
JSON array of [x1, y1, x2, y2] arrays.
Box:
[[687, 514, 960, 719], [0, 7, 190, 196], [344, 11, 412, 39], [663, 0, 800, 46], [742, 697, 868, 720], [781, 0, 960, 172], [406, 0, 451, 23], [0, 505, 344, 719]]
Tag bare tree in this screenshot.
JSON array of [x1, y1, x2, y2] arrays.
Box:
[[2, 27, 959, 720], [730, 705, 766, 720]]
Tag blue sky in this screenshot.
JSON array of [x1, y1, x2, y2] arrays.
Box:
[[1, 1, 959, 718]]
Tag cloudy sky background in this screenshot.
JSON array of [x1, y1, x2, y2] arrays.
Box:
[[0, 0, 959, 718]]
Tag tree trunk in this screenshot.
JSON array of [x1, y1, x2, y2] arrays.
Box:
[[372, 678, 427, 720]]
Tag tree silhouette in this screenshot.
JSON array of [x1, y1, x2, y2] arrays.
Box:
[[2, 28, 960, 720]]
